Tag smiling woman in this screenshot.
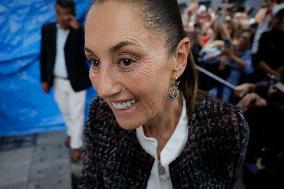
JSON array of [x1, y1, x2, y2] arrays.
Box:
[[80, 0, 249, 189]]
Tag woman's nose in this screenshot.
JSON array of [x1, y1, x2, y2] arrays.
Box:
[[93, 67, 120, 99]]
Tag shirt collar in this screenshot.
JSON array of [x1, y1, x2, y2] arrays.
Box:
[[136, 97, 188, 166], [56, 23, 70, 32]]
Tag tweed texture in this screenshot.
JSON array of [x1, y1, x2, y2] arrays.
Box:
[[80, 93, 249, 189]]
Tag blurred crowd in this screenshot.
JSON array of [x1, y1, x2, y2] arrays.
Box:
[[179, 0, 284, 188]]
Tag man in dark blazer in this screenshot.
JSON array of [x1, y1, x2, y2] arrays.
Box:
[[40, 0, 91, 162]]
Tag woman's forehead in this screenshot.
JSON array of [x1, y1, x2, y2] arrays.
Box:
[[86, 1, 141, 26], [85, 2, 144, 38], [85, 1, 165, 53]]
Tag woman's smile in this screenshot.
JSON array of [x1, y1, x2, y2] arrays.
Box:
[[110, 98, 141, 117], [112, 99, 137, 110]]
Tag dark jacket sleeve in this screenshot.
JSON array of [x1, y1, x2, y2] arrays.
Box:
[[227, 107, 249, 186], [40, 24, 48, 82], [204, 104, 249, 188], [255, 32, 269, 65], [80, 98, 104, 189]]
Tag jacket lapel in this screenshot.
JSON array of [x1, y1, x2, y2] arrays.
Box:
[[50, 24, 57, 66]]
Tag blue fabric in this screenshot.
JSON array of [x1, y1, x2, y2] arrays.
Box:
[[0, 0, 95, 137]]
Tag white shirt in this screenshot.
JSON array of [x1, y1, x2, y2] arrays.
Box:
[[53, 24, 69, 78], [136, 98, 188, 189]]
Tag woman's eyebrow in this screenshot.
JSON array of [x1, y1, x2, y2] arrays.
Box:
[[109, 40, 140, 53], [84, 41, 140, 55], [84, 46, 95, 55]]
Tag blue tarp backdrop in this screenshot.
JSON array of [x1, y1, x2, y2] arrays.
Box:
[[0, 0, 95, 137]]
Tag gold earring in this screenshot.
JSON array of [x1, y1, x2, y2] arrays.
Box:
[[167, 78, 180, 101]]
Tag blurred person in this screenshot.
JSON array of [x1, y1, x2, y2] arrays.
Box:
[[197, 14, 212, 44], [198, 21, 232, 95], [198, 25, 227, 93], [234, 79, 284, 188], [40, 0, 91, 162], [235, 77, 284, 156], [254, 0, 274, 25], [254, 5, 284, 80], [232, 6, 250, 36], [196, 8, 212, 47], [215, 2, 232, 22], [184, 0, 199, 32], [212, 20, 232, 41], [251, 1, 284, 78], [251, 0, 275, 55], [221, 29, 255, 102], [223, 19, 237, 40], [199, 21, 230, 66], [81, 0, 249, 188]]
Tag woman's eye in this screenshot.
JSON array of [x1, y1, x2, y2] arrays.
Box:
[[89, 58, 101, 69], [119, 58, 134, 67]]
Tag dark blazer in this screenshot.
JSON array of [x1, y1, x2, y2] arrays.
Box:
[[40, 23, 91, 92], [80, 93, 249, 189]]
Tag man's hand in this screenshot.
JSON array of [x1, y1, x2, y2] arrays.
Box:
[[237, 93, 267, 111], [234, 83, 256, 98], [66, 15, 80, 30], [41, 82, 49, 93]]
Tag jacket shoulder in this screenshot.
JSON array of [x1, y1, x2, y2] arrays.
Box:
[[192, 92, 249, 153], [193, 92, 247, 128], [171, 93, 249, 188], [41, 23, 56, 35], [192, 92, 249, 147], [42, 22, 55, 30]]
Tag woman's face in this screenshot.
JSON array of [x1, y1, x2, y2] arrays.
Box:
[[85, 1, 178, 130]]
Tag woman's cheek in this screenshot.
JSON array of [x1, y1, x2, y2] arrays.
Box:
[[89, 72, 97, 87], [133, 56, 160, 80]]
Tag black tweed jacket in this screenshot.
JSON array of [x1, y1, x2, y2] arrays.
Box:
[[80, 93, 249, 189]]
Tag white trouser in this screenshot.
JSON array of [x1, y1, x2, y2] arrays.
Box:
[[54, 78, 86, 149]]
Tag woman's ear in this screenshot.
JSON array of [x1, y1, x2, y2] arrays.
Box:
[[172, 37, 190, 79]]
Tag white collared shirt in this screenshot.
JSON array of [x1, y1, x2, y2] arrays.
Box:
[[53, 24, 69, 78], [136, 98, 188, 189]]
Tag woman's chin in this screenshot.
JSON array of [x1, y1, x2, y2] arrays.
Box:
[[115, 117, 142, 130]]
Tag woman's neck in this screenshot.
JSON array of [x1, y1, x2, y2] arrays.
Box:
[[143, 95, 183, 157]]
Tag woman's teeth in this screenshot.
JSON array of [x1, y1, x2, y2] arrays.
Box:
[[112, 99, 136, 110]]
